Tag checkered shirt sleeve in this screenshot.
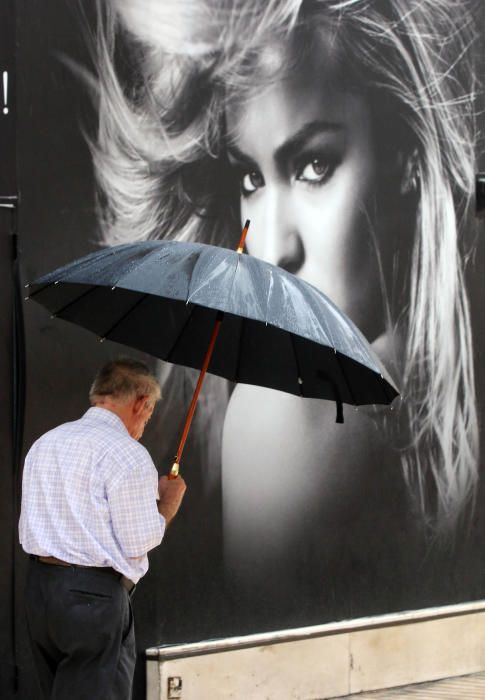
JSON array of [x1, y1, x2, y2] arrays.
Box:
[[108, 453, 164, 558]]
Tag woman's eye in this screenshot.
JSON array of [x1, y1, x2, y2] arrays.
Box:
[[296, 158, 336, 185], [241, 170, 265, 195]]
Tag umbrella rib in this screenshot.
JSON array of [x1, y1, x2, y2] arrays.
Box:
[[165, 303, 197, 363], [333, 350, 358, 406], [233, 316, 245, 383], [227, 253, 241, 304], [289, 333, 304, 397], [111, 245, 170, 289], [26, 246, 122, 299], [99, 293, 150, 340], [48, 285, 100, 317], [27, 281, 59, 299], [264, 267, 275, 326]]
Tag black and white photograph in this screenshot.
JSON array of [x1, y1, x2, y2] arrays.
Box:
[[3, 1, 485, 698]]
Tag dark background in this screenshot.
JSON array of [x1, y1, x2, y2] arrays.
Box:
[[1, 1, 484, 699]]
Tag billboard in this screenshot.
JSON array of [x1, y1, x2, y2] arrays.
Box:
[[13, 1, 485, 697]]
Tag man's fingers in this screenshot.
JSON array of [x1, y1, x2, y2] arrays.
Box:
[[159, 474, 186, 497]]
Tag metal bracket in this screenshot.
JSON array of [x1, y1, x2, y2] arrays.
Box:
[[167, 676, 182, 699], [476, 173, 485, 218], [0, 195, 18, 209]]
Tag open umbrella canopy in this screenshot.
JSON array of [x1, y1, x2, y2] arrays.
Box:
[[27, 240, 398, 410]]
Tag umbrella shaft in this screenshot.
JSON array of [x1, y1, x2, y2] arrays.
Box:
[[170, 222, 249, 478], [237, 219, 250, 253], [173, 312, 224, 470]]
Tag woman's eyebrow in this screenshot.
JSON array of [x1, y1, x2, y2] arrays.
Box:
[[226, 119, 344, 172], [274, 120, 344, 168], [226, 144, 259, 171]]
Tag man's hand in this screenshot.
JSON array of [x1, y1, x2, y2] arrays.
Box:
[[158, 475, 187, 526]]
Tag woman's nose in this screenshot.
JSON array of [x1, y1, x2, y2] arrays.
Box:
[[257, 190, 305, 275]]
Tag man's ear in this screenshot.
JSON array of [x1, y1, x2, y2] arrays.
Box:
[[133, 395, 148, 415]]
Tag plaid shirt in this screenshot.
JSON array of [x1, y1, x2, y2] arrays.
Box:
[[19, 407, 165, 583]]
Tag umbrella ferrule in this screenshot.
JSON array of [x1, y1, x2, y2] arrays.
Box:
[[169, 461, 180, 480]]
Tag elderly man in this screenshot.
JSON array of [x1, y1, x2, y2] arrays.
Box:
[[19, 358, 187, 700]]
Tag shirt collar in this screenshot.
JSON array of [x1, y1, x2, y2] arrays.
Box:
[[83, 406, 129, 435]]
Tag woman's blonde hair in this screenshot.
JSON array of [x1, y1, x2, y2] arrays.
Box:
[[90, 0, 480, 533]]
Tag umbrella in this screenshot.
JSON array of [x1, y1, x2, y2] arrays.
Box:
[[26, 222, 399, 477]]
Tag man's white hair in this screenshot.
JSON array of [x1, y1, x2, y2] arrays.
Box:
[[89, 357, 161, 405]]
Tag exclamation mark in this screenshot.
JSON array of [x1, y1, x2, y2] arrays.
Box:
[[3, 72, 9, 115]]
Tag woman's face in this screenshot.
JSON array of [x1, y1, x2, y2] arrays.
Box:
[[226, 43, 386, 342], [222, 41, 402, 579]]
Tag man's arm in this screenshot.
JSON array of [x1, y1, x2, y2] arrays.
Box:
[[108, 457, 184, 557]]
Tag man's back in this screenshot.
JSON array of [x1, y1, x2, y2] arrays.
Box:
[[20, 359, 186, 700], [20, 406, 164, 582]]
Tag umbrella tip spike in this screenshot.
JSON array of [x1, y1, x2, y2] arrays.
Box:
[[24, 296, 30, 301], [24, 283, 30, 289], [111, 286, 116, 291], [98, 337, 106, 343], [54, 280, 60, 285]]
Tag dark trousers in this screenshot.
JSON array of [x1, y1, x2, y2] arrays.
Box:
[[25, 558, 136, 700]]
